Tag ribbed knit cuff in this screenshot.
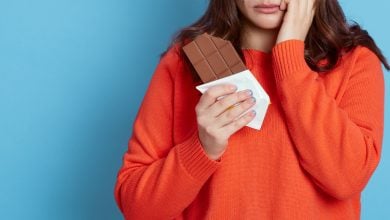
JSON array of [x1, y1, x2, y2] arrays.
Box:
[[272, 40, 311, 82], [175, 129, 220, 183]]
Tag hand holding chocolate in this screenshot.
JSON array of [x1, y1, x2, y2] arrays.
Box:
[[183, 33, 271, 130]]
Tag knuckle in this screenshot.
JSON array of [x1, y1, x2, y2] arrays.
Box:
[[224, 84, 235, 92], [237, 102, 247, 111], [228, 94, 237, 103], [222, 85, 230, 92], [236, 91, 247, 100], [245, 97, 255, 106], [218, 98, 230, 108], [240, 103, 250, 111], [243, 101, 253, 110], [244, 114, 252, 122], [195, 104, 203, 114], [204, 90, 215, 99], [231, 102, 247, 115], [197, 116, 205, 125], [219, 94, 238, 108], [238, 115, 250, 126]]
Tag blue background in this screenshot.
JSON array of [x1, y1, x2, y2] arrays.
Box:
[[0, 0, 388, 219]]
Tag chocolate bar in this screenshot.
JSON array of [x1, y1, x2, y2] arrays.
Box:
[[183, 33, 247, 83]]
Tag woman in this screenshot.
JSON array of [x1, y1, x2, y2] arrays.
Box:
[[115, 0, 389, 219]]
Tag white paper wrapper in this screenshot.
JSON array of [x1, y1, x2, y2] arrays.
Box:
[[196, 70, 270, 130]]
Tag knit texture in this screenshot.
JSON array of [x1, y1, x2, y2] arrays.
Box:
[[114, 40, 385, 219]]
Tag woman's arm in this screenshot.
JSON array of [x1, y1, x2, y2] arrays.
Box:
[[114, 48, 220, 219], [272, 40, 385, 200]]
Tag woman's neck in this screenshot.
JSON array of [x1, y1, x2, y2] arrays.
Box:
[[240, 21, 279, 53]]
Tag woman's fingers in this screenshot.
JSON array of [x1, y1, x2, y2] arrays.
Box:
[[195, 85, 256, 160], [276, 0, 316, 43], [208, 89, 253, 117], [221, 110, 257, 137], [282, 0, 315, 18], [215, 96, 256, 127], [196, 84, 237, 113]]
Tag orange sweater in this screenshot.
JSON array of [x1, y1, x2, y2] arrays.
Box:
[[114, 40, 385, 219]]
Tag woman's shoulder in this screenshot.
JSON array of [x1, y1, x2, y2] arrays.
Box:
[[332, 45, 384, 89], [341, 45, 382, 68], [160, 43, 185, 65], [157, 43, 188, 78]]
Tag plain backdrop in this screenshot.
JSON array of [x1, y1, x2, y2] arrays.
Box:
[[0, 0, 388, 219]]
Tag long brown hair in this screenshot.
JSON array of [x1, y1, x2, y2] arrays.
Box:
[[170, 0, 389, 73]]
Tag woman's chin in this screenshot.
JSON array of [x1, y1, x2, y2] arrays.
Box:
[[252, 21, 282, 30], [250, 14, 284, 30]]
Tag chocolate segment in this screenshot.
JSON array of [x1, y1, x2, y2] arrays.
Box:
[[183, 33, 247, 83]]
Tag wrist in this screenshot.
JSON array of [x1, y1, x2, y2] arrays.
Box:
[[201, 143, 225, 161], [272, 39, 311, 82], [206, 152, 224, 161], [276, 34, 305, 45]]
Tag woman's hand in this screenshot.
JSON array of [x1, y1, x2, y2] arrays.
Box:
[[276, 0, 316, 44], [195, 84, 256, 160]]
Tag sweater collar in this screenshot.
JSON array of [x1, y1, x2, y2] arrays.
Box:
[[241, 48, 272, 70]]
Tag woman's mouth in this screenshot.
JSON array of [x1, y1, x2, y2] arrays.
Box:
[[254, 4, 281, 14]]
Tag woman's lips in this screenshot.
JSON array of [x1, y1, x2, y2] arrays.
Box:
[[254, 4, 280, 14]]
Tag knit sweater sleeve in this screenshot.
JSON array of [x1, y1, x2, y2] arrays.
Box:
[[271, 40, 385, 200], [114, 47, 220, 219]]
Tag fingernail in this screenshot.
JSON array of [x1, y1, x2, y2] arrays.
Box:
[[229, 85, 237, 91], [250, 110, 256, 117], [250, 97, 256, 103], [242, 89, 252, 96]]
